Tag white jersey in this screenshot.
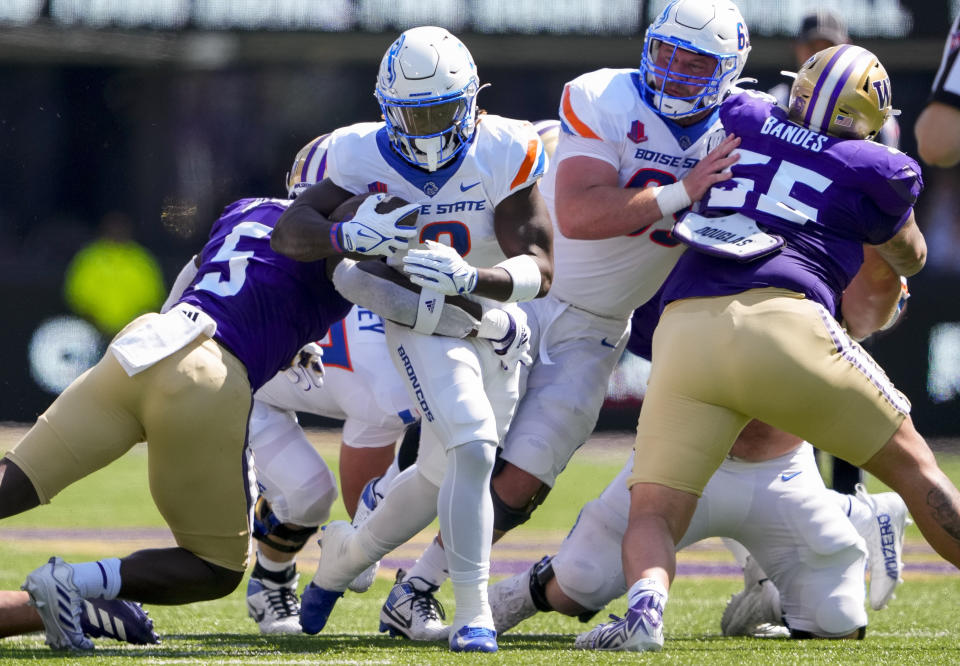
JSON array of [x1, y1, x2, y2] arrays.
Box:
[[321, 115, 545, 273], [254, 305, 416, 447], [932, 13, 960, 108], [540, 68, 727, 319]]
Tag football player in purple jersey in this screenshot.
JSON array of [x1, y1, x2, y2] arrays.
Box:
[[577, 46, 960, 653], [0, 194, 417, 651]]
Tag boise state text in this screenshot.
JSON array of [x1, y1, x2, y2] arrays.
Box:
[[633, 149, 699, 169], [417, 200, 486, 215]]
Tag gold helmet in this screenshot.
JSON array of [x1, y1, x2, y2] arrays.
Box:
[[788, 44, 896, 141]]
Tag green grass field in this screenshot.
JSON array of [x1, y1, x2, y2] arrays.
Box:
[[1, 426, 959, 665]]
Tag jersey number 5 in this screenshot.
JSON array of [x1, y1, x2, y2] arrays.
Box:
[[194, 221, 272, 297]]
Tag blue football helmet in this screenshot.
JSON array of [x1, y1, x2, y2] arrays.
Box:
[[375, 26, 481, 172], [639, 0, 751, 119]]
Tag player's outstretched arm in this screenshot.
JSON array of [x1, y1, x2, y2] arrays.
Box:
[[272, 179, 354, 261], [553, 134, 740, 241], [873, 213, 927, 278], [841, 246, 908, 341]]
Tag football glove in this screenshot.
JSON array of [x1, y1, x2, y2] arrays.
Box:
[[284, 342, 324, 389], [402, 240, 478, 296], [490, 308, 532, 371], [339, 194, 419, 257]]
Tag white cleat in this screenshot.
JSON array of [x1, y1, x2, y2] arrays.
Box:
[[312, 521, 365, 592], [720, 555, 788, 638], [489, 567, 538, 634], [854, 483, 911, 610], [22, 557, 94, 651], [348, 477, 383, 593], [379, 570, 450, 641], [246, 573, 302, 634], [575, 587, 664, 652]]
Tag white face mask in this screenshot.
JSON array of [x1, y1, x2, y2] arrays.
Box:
[[411, 135, 447, 172]]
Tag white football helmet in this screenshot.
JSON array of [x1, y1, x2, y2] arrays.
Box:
[[375, 26, 481, 172], [640, 0, 751, 119]]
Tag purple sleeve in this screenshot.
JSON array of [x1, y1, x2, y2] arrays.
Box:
[[843, 143, 923, 244]]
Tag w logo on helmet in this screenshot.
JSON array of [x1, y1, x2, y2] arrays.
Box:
[[873, 78, 891, 109]]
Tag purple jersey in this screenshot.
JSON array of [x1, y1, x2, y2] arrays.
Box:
[[664, 91, 923, 316], [626, 285, 666, 363], [177, 198, 351, 391]]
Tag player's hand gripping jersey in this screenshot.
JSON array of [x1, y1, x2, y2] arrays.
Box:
[[665, 91, 922, 316], [539, 68, 729, 319], [174, 198, 352, 390]]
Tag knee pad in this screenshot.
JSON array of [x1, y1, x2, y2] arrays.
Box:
[[490, 449, 551, 533], [252, 496, 319, 554], [528, 556, 555, 612], [491, 482, 550, 533]]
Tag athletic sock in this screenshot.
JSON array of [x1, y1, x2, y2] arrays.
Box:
[[404, 537, 449, 588], [71, 558, 122, 599]]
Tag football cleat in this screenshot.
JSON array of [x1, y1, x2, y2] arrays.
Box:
[[488, 568, 538, 634], [575, 586, 664, 652], [299, 583, 344, 635], [246, 573, 302, 635], [448, 624, 498, 653], [854, 483, 911, 610], [347, 477, 384, 593], [81, 598, 160, 644], [22, 557, 94, 650], [720, 556, 787, 638], [379, 569, 449, 641]]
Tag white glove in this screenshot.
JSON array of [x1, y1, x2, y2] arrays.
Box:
[[339, 194, 419, 257], [283, 342, 324, 389], [489, 308, 532, 371], [402, 240, 478, 296]]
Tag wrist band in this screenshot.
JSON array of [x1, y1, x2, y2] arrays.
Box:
[[329, 223, 344, 254], [494, 254, 542, 303], [413, 287, 444, 335], [653, 181, 692, 217]]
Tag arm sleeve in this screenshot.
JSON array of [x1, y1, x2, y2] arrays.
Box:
[[930, 14, 960, 107]]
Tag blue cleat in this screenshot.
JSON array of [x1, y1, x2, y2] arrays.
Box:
[[81, 598, 160, 645], [299, 582, 344, 634], [449, 625, 498, 653]]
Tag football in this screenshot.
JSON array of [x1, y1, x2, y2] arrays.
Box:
[[328, 191, 416, 223]]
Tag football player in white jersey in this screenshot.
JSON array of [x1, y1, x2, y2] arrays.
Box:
[[376, 0, 747, 637], [271, 26, 553, 653]]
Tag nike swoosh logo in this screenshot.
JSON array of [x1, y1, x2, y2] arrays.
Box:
[[600, 337, 617, 348], [460, 181, 481, 192], [780, 471, 801, 481]]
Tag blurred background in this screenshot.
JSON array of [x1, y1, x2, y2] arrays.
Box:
[[0, 0, 957, 436]]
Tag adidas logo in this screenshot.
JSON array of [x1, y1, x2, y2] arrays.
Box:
[[425, 299, 436, 313]]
